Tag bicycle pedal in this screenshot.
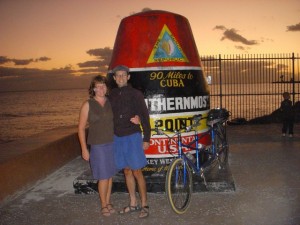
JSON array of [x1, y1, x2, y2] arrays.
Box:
[[200, 172, 207, 186], [216, 154, 222, 167]]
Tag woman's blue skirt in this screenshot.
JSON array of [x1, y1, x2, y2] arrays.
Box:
[[90, 142, 117, 180]]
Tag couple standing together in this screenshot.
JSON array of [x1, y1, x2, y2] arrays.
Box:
[[78, 65, 150, 218]]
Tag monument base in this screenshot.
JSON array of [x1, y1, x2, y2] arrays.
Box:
[[73, 162, 235, 194]]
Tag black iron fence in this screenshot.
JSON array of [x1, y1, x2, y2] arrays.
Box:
[[200, 53, 300, 122]]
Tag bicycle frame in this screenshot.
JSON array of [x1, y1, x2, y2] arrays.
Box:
[[161, 109, 230, 214], [176, 124, 216, 172], [170, 120, 228, 189]]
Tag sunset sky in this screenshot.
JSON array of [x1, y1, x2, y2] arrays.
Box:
[[0, 0, 299, 91]]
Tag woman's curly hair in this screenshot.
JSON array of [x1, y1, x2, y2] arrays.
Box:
[[88, 75, 108, 98]]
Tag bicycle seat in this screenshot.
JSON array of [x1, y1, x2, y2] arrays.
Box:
[[207, 108, 230, 126]]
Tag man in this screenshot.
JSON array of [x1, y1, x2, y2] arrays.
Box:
[[108, 65, 150, 219]]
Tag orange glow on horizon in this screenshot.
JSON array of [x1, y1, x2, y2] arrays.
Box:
[[0, 0, 299, 73]]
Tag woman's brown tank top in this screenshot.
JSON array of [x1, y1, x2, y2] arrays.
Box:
[[87, 98, 114, 145]]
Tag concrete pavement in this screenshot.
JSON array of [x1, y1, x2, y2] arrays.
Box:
[[0, 123, 299, 225]]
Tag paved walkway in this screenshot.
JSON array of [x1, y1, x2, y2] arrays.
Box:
[[0, 124, 299, 225]]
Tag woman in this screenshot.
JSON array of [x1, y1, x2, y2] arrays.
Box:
[[78, 75, 116, 217]]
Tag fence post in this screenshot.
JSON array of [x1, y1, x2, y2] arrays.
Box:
[[219, 54, 223, 108], [292, 52, 295, 104]]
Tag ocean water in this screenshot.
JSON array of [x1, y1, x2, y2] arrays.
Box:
[[210, 83, 299, 120], [0, 83, 298, 144], [0, 89, 88, 144]]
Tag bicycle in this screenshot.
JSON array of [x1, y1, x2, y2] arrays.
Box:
[[151, 108, 230, 214]]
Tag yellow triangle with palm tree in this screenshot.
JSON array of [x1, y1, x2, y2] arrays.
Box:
[[147, 24, 189, 63]]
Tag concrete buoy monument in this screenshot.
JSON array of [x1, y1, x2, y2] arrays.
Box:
[[107, 10, 210, 189]]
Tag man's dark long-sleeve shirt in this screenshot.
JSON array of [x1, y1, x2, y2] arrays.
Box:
[[109, 85, 151, 142]]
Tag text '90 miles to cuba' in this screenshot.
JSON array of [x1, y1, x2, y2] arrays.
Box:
[[149, 71, 194, 88]]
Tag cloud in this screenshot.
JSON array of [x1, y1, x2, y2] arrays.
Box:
[[0, 48, 110, 92], [0, 66, 95, 92], [86, 47, 112, 58], [0, 56, 11, 64], [37, 56, 51, 62], [78, 60, 103, 68], [12, 58, 34, 65], [78, 47, 113, 71], [214, 25, 226, 30], [0, 46, 109, 81], [0, 61, 102, 91], [0, 66, 74, 78], [214, 25, 259, 46], [0, 45, 114, 91], [77, 68, 100, 73], [286, 22, 300, 32], [0, 56, 51, 65]]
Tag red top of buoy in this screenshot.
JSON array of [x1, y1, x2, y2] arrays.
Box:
[[109, 10, 202, 71]]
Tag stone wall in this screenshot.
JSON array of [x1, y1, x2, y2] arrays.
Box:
[[0, 126, 81, 202]]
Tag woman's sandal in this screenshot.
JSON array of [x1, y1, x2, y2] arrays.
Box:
[[107, 203, 116, 214], [101, 207, 111, 217], [119, 205, 140, 214], [139, 206, 149, 219]]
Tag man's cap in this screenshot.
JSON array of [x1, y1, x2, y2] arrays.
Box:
[[112, 65, 129, 74]]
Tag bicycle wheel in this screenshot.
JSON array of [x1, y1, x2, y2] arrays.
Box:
[[165, 158, 192, 214], [214, 123, 229, 168]]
